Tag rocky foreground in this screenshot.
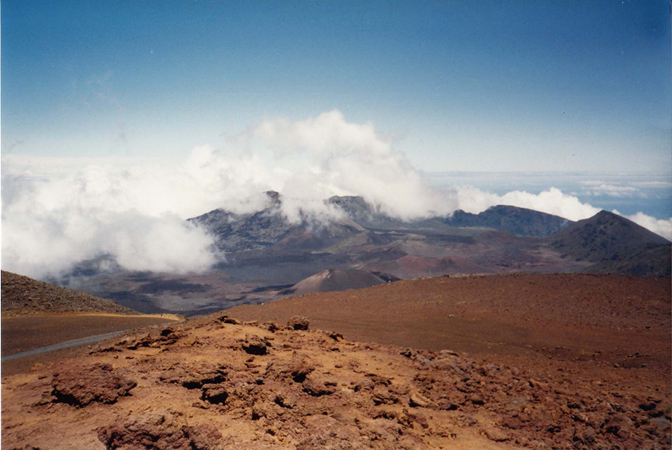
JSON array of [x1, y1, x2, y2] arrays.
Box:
[[2, 314, 670, 449]]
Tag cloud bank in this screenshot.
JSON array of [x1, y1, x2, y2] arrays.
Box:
[[3, 110, 670, 279], [615, 212, 672, 241], [1, 168, 218, 279]]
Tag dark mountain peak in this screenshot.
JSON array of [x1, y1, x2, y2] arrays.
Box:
[[486, 205, 526, 213], [326, 195, 405, 230], [573, 210, 669, 244], [594, 209, 615, 218], [327, 195, 373, 213], [547, 210, 671, 272], [590, 210, 629, 224], [189, 192, 368, 253], [265, 190, 282, 206], [327, 194, 365, 204]]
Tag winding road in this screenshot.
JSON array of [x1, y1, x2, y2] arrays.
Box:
[[1, 331, 125, 362]]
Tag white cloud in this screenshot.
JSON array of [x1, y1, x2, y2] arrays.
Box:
[[621, 212, 672, 241], [451, 185, 600, 221], [228, 109, 456, 220], [3, 110, 670, 278], [630, 181, 672, 188], [2, 208, 216, 279], [579, 181, 641, 198], [499, 188, 602, 220], [1, 165, 218, 279]]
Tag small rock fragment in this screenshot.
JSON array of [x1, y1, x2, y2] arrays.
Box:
[[274, 392, 296, 409], [264, 321, 280, 332], [287, 316, 310, 330], [483, 426, 510, 442], [242, 334, 270, 355], [265, 357, 315, 382], [201, 385, 229, 405], [97, 411, 223, 449], [409, 392, 433, 408], [303, 377, 336, 396], [372, 386, 400, 405], [216, 315, 240, 325], [328, 331, 344, 341]]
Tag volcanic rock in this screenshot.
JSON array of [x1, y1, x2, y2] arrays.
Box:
[[265, 356, 316, 383], [409, 391, 433, 408], [287, 316, 310, 331], [51, 363, 136, 407], [97, 411, 223, 450], [302, 375, 337, 397], [3, 276, 670, 449], [242, 334, 271, 355], [201, 385, 229, 405]]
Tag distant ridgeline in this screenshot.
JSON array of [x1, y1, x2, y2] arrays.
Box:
[[189, 191, 572, 252], [14, 193, 668, 319], [187, 192, 670, 278]]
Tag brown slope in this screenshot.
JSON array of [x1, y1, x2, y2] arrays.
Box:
[[2, 270, 138, 316], [1, 271, 183, 377], [229, 273, 671, 370]]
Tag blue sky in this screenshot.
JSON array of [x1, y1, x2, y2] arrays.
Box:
[[3, 1, 672, 278], [3, 0, 670, 174]]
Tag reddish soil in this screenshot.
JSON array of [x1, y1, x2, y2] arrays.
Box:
[[2, 314, 183, 377], [2, 314, 669, 449], [2, 314, 182, 356], [1, 274, 669, 449], [230, 273, 671, 371]]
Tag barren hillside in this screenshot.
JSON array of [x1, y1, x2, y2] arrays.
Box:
[[230, 273, 671, 367], [2, 271, 138, 316], [286, 269, 387, 296]]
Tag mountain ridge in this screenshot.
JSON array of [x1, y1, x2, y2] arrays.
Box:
[[33, 197, 669, 317], [190, 193, 576, 255]]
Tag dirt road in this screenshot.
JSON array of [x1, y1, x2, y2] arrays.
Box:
[[1, 313, 182, 376]]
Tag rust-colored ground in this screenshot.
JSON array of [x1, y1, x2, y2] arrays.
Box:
[[3, 315, 670, 449], [2, 314, 183, 355], [230, 274, 671, 372], [2, 313, 182, 376], [1, 274, 670, 449]]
